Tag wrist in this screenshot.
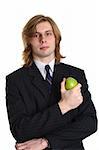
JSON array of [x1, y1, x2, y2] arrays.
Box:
[[58, 100, 71, 114]]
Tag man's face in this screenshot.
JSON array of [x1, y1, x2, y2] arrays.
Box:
[[30, 21, 55, 62]]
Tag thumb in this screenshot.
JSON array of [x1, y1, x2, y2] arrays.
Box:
[[41, 140, 48, 149], [61, 78, 66, 92]]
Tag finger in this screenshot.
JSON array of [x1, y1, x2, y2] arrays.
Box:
[[16, 138, 40, 146], [61, 78, 66, 92], [16, 142, 27, 146], [15, 143, 27, 150], [41, 139, 48, 147], [16, 145, 27, 150], [73, 83, 82, 90]]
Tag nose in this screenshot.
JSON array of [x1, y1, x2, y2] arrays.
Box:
[[40, 35, 46, 43]]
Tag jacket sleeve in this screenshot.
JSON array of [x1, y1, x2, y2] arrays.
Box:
[[6, 75, 78, 143], [48, 71, 97, 140]]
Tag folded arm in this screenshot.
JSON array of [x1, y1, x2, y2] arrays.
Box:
[[6, 70, 97, 143], [47, 71, 97, 141], [6, 76, 77, 143]]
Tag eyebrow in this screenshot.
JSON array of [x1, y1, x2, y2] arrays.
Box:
[[35, 30, 53, 34]]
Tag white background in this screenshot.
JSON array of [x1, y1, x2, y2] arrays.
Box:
[[0, 0, 98, 149]]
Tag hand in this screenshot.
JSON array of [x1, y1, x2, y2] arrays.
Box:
[[15, 138, 48, 150], [59, 78, 83, 114]]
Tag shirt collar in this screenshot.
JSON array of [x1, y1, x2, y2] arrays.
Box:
[[34, 59, 55, 79], [48, 59, 55, 73]]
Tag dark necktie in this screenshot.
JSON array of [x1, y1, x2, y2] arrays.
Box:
[[45, 65, 52, 92]]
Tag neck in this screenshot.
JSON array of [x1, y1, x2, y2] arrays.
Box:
[[33, 56, 55, 64]]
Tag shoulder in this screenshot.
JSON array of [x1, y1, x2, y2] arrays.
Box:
[[57, 63, 87, 85], [6, 66, 28, 81], [57, 62, 84, 73]]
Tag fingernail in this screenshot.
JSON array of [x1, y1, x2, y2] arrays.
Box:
[[42, 141, 47, 146]]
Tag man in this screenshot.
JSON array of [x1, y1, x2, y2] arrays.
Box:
[[6, 15, 97, 150]]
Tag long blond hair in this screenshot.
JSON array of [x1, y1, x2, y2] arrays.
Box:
[[22, 15, 65, 67]]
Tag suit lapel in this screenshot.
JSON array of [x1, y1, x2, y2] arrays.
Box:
[[28, 62, 49, 99], [52, 62, 71, 83], [27, 61, 71, 103], [48, 63, 71, 105]]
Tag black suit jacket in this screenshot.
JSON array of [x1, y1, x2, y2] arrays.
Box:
[[6, 62, 97, 149]]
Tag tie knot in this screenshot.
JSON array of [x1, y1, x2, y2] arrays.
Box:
[[45, 65, 50, 72]]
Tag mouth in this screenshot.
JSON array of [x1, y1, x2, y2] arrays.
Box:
[[40, 46, 49, 50]]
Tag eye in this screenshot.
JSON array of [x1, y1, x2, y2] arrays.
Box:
[[32, 33, 40, 38], [46, 32, 53, 36]]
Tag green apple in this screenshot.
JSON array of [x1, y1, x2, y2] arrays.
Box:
[[65, 77, 78, 90]]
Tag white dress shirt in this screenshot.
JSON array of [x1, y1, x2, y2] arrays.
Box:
[[34, 59, 55, 80]]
